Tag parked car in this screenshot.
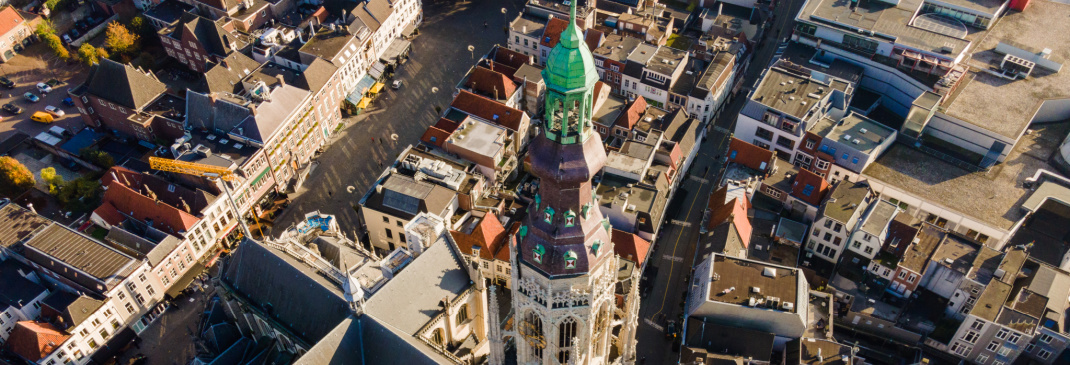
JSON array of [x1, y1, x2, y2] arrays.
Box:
[[62, 34, 72, 44], [0, 76, 13, 89], [62, 97, 74, 106], [23, 92, 39, 102], [44, 105, 65, 117], [68, 29, 80, 39], [30, 111, 53, 123], [665, 320, 678, 340], [391, 80, 403, 89], [3, 103, 23, 114], [36, 83, 51, 94]]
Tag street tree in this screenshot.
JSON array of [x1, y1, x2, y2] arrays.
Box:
[[105, 21, 139, 55], [0, 156, 35, 197]]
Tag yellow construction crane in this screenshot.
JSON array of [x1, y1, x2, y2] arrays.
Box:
[[148, 156, 255, 239]]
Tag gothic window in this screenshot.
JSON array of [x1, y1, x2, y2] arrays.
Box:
[[522, 311, 545, 359], [456, 304, 469, 324], [558, 317, 577, 364], [431, 328, 445, 346], [594, 304, 610, 357], [564, 251, 578, 269], [533, 245, 545, 264]]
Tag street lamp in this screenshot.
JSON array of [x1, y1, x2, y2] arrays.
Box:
[[502, 7, 508, 31], [468, 45, 475, 59]]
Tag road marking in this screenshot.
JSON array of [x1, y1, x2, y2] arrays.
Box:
[[688, 176, 709, 184], [650, 162, 715, 320], [643, 318, 664, 331], [662, 254, 683, 263], [713, 125, 731, 134], [670, 219, 692, 227]]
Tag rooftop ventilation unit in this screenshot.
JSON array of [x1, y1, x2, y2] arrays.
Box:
[[762, 267, 777, 277], [782, 302, 794, 311], [752, 286, 761, 293], [853, 139, 861, 145], [843, 134, 852, 140], [859, 128, 868, 134]]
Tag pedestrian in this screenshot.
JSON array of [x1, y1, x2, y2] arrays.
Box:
[[484, 21, 488, 28], [378, 161, 383, 168], [328, 191, 332, 197]]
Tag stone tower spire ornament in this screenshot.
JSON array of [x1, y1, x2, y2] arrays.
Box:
[[487, 285, 505, 365]]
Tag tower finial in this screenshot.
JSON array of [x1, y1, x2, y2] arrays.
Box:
[[569, 0, 577, 27]]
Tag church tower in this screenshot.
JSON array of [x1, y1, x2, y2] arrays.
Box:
[[510, 2, 636, 364]]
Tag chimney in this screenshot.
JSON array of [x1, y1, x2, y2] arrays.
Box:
[[276, 74, 286, 87], [209, 92, 218, 103], [221, 59, 230, 70], [249, 104, 258, 116], [522, 25, 527, 34], [26, 203, 35, 213]]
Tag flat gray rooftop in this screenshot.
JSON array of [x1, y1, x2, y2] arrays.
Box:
[[752, 66, 836, 119], [646, 46, 686, 75], [863, 121, 1069, 231], [708, 255, 800, 312], [594, 34, 642, 63], [825, 113, 895, 153], [932, 0, 1007, 14], [941, 0, 1070, 139], [627, 43, 658, 64], [449, 118, 507, 159], [510, 14, 546, 38], [799, 0, 971, 56], [860, 200, 898, 235]]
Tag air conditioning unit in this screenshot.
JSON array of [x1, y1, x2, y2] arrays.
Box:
[[782, 302, 795, 311]]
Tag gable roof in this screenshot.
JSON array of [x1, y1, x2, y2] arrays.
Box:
[[540, 17, 570, 48], [708, 196, 752, 249], [419, 126, 451, 148], [466, 66, 518, 100], [726, 137, 774, 172], [95, 178, 201, 234], [6, 321, 69, 362], [612, 229, 651, 265], [199, 52, 262, 94], [450, 90, 526, 132], [296, 57, 338, 92], [85, 58, 168, 109], [175, 12, 240, 57], [40, 291, 106, 327], [790, 168, 829, 206], [449, 213, 510, 261], [0, 6, 25, 37], [584, 28, 604, 51], [614, 97, 648, 130]]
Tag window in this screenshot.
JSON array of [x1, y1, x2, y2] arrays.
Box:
[[125, 303, 135, 314], [802, 184, 815, 196], [986, 340, 1000, 351], [775, 136, 795, 149], [146, 286, 156, 296], [396, 220, 403, 227], [138, 273, 147, 282], [730, 150, 738, 159], [1025, 343, 1035, 353], [898, 271, 907, 279], [824, 233, 832, 241], [456, 304, 469, 324], [111, 320, 120, 330], [382, 216, 389, 223], [824, 220, 833, 229], [995, 329, 1009, 340], [842, 34, 878, 54], [963, 331, 980, 344], [385, 229, 393, 239], [431, 328, 445, 346], [997, 346, 1012, 357], [88, 339, 98, 349], [558, 317, 577, 364], [1007, 332, 1021, 343], [135, 294, 145, 305], [907, 274, 916, 283], [951, 342, 971, 356], [1038, 349, 1052, 359], [805, 139, 815, 149], [976, 354, 988, 364], [99, 328, 109, 339], [755, 127, 774, 141], [971, 320, 985, 330], [834, 223, 842, 232], [1038, 333, 1054, 344], [852, 157, 860, 164]]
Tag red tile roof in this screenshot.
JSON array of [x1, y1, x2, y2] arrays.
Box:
[[0, 6, 24, 38], [612, 229, 651, 265], [490, 47, 530, 75], [614, 97, 648, 130], [95, 172, 201, 234], [420, 126, 451, 148], [310, 6, 329, 24], [584, 29, 603, 51], [450, 213, 510, 261], [450, 90, 526, 132], [433, 118, 460, 133], [540, 17, 569, 48], [707, 186, 753, 248], [467, 66, 518, 100], [727, 137, 774, 172], [6, 321, 69, 361], [486, 61, 519, 79], [790, 168, 830, 206]]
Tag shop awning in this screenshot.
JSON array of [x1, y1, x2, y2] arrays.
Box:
[[380, 38, 412, 65], [368, 61, 386, 79], [165, 263, 207, 298], [402, 23, 417, 37], [357, 97, 371, 109], [369, 82, 385, 94], [346, 75, 377, 105]]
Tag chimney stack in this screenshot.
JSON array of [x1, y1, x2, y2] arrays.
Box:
[[276, 74, 286, 87], [26, 203, 35, 213]]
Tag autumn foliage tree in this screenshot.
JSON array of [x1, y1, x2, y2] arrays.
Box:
[[0, 156, 35, 197], [78, 43, 105, 66], [104, 21, 139, 55]]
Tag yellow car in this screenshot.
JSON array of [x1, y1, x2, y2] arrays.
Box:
[[31, 111, 54, 124]]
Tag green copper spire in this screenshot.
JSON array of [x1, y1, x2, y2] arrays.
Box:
[[541, 0, 599, 144]]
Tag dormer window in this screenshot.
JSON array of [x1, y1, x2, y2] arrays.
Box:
[[544, 207, 555, 224], [564, 251, 577, 269], [592, 240, 602, 256], [565, 210, 576, 227], [533, 245, 545, 264]]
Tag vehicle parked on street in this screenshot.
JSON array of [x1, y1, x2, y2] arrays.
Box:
[[62, 34, 72, 44], [3, 103, 23, 114], [392, 80, 403, 89], [45, 105, 65, 117], [30, 111, 54, 123], [23, 92, 39, 102], [36, 83, 52, 94], [62, 97, 75, 106], [0, 76, 14, 89]]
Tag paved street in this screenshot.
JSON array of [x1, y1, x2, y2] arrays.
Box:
[[0, 44, 89, 142], [633, 0, 806, 363], [269, 0, 526, 237]]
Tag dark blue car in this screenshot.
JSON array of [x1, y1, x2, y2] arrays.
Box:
[[62, 97, 74, 106]]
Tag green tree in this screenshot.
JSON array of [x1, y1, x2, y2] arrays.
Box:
[[80, 148, 114, 168], [105, 21, 139, 55], [0, 156, 35, 197], [44, 33, 69, 60], [41, 167, 65, 194], [96, 47, 109, 61], [78, 43, 99, 66], [35, 21, 54, 37]]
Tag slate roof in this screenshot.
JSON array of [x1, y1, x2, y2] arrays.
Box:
[[296, 315, 453, 365], [363, 239, 471, 335], [199, 52, 261, 94], [584, 29, 603, 51], [612, 228, 651, 265], [41, 291, 105, 327], [450, 90, 526, 132], [84, 58, 167, 109], [6, 321, 69, 362], [683, 319, 775, 362], [0, 260, 47, 310], [0, 203, 50, 249], [296, 57, 338, 93], [173, 12, 240, 57], [351, 0, 392, 33]]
